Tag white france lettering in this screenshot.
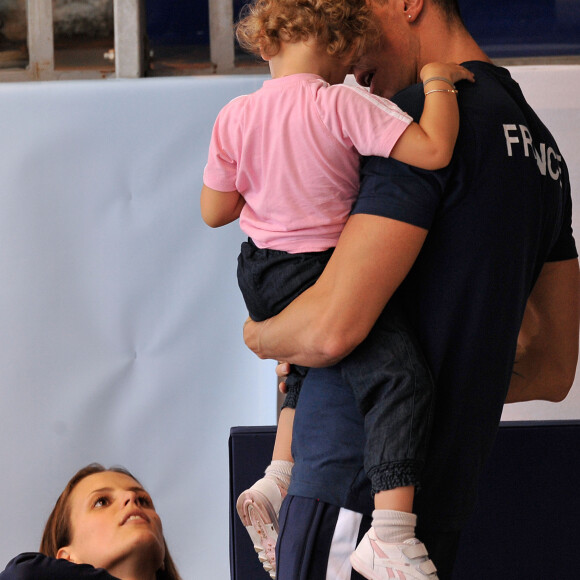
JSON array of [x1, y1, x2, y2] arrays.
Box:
[[503, 123, 562, 183], [534, 143, 547, 176], [519, 124, 533, 157], [548, 147, 562, 180], [503, 124, 519, 156]]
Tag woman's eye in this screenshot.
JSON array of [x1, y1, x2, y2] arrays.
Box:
[[93, 496, 109, 508], [137, 495, 153, 507]]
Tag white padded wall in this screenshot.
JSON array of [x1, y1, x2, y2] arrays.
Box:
[[0, 67, 577, 577], [0, 75, 273, 579]]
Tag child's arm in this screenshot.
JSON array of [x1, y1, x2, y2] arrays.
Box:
[[200, 183, 245, 228], [389, 62, 475, 170]]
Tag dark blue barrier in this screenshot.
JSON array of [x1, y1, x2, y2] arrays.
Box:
[[229, 421, 580, 579]]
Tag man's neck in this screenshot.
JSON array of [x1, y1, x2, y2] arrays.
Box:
[[416, 14, 491, 71]]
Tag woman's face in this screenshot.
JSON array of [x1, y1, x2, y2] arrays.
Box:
[[57, 471, 165, 576]]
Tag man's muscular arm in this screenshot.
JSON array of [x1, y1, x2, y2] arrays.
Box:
[[506, 258, 580, 403], [243, 213, 428, 367]]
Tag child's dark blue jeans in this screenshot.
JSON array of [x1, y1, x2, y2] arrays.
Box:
[[237, 238, 434, 492]]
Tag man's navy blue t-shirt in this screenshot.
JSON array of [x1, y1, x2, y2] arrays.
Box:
[[289, 62, 577, 530]]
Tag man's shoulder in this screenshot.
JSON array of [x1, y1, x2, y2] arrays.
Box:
[[389, 61, 513, 122], [390, 84, 425, 122]]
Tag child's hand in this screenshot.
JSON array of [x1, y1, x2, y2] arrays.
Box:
[[276, 361, 290, 394], [420, 62, 475, 87]]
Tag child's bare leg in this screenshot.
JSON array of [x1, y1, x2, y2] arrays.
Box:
[[374, 485, 414, 512], [236, 408, 294, 579], [272, 406, 295, 462]]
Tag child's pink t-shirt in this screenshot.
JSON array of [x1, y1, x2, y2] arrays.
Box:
[[203, 73, 412, 253]]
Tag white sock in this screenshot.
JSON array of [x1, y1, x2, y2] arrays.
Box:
[[264, 460, 293, 490], [372, 509, 417, 544]]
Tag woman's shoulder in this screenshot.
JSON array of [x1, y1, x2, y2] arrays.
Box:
[[0, 553, 119, 579]]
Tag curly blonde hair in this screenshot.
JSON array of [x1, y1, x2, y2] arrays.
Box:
[[235, 0, 380, 61]]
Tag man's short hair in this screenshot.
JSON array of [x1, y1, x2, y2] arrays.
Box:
[[431, 0, 463, 22]]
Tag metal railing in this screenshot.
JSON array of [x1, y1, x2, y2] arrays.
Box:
[[1, 0, 577, 83], [0, 0, 267, 82], [0, 0, 146, 81]]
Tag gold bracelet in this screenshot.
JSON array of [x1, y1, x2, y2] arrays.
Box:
[[423, 76, 455, 89], [424, 88, 459, 96]]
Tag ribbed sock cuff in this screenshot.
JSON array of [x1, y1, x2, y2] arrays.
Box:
[[372, 509, 417, 543]]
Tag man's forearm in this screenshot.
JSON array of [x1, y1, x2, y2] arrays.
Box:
[[505, 259, 580, 404], [243, 214, 428, 367], [507, 344, 575, 403], [243, 288, 357, 368]]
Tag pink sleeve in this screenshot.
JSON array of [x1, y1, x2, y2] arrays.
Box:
[[317, 84, 413, 158], [202, 99, 241, 192]]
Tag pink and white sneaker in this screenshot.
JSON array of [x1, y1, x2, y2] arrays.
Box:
[[350, 528, 438, 580], [236, 477, 287, 579]]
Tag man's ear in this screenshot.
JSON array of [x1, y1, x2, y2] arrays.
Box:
[[56, 547, 74, 562], [404, 0, 424, 21]]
